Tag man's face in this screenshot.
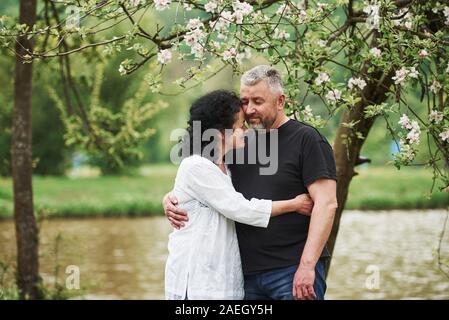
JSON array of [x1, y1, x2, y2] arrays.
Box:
[[240, 80, 282, 130]]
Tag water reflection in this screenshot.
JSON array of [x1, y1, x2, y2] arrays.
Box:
[[326, 210, 449, 299], [0, 210, 448, 299]]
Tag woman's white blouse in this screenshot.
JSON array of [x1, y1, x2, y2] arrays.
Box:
[[165, 155, 272, 300]]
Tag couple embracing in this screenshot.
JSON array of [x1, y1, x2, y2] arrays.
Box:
[[162, 65, 338, 300]]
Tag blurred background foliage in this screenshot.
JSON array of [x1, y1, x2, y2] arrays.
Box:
[[0, 0, 440, 176]]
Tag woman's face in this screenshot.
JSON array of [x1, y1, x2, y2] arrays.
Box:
[[224, 108, 248, 151]]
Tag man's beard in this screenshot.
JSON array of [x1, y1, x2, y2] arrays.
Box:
[[251, 123, 266, 130], [248, 115, 276, 130]]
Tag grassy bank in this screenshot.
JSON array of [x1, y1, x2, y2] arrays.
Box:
[[345, 167, 448, 210], [0, 165, 447, 219]]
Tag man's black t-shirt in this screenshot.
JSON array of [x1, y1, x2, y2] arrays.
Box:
[[227, 119, 337, 275]]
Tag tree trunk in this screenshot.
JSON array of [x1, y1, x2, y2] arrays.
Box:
[[326, 69, 394, 277], [12, 0, 40, 299]]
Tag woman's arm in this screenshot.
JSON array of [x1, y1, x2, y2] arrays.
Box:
[[272, 194, 313, 217], [181, 157, 313, 228]]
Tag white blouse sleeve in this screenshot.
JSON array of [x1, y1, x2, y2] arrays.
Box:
[[180, 156, 272, 228]]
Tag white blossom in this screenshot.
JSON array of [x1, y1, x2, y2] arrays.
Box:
[[302, 105, 314, 120], [274, 28, 290, 40], [393, 8, 413, 29], [232, 1, 253, 15], [398, 114, 411, 129], [430, 80, 442, 94], [446, 62, 449, 73], [404, 148, 415, 161], [220, 10, 234, 22], [129, 0, 142, 7], [444, 7, 449, 25], [232, 1, 253, 24], [118, 64, 127, 76], [233, 10, 244, 24], [392, 66, 419, 84], [251, 11, 269, 23], [419, 49, 429, 58], [183, 3, 193, 11], [392, 67, 408, 84], [406, 128, 420, 144], [298, 10, 308, 23], [398, 141, 416, 162], [404, 20, 412, 30], [398, 117, 420, 145], [325, 89, 341, 103], [316, 2, 327, 11], [398, 114, 421, 144], [184, 28, 206, 48], [187, 18, 204, 30], [276, 3, 292, 16], [223, 48, 237, 61], [184, 33, 197, 47], [204, 1, 218, 13], [408, 67, 419, 79], [363, 4, 380, 30], [154, 0, 171, 11], [314, 72, 330, 86], [209, 10, 233, 34], [370, 47, 381, 58], [440, 128, 449, 142], [410, 120, 420, 132], [317, 40, 327, 48], [429, 110, 444, 124], [157, 49, 172, 64], [347, 77, 367, 90], [190, 43, 204, 58]]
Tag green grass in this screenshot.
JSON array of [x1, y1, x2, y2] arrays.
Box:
[[345, 166, 448, 210], [0, 165, 447, 219], [0, 164, 176, 219]]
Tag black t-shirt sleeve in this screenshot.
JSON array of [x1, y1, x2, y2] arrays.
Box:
[[300, 127, 337, 188]]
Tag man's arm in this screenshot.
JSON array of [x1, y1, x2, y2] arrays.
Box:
[[292, 178, 337, 300], [162, 192, 188, 229]]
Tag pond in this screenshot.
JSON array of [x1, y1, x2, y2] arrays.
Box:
[[0, 210, 448, 299]]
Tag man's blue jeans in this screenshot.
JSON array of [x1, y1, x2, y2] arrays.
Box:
[[243, 257, 328, 300]]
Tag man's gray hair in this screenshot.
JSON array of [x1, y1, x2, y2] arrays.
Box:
[[241, 65, 284, 95]]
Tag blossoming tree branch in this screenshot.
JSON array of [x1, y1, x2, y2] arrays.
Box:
[[2, 0, 449, 293]]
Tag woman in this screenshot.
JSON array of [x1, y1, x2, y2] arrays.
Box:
[[165, 90, 312, 300]]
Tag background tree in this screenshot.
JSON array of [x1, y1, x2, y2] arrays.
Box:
[[1, 0, 168, 297], [11, 0, 40, 299]]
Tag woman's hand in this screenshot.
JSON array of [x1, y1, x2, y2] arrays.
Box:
[[292, 194, 314, 216]]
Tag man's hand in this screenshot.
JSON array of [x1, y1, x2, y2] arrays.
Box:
[[292, 178, 337, 300], [162, 192, 188, 229], [292, 263, 316, 300], [293, 194, 314, 216]]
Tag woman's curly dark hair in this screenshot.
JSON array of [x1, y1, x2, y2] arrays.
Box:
[[181, 90, 242, 158]]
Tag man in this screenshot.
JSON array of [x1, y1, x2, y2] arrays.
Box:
[[163, 65, 338, 300]]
